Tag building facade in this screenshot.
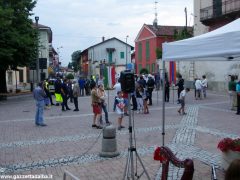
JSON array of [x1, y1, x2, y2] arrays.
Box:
[[80, 37, 134, 78], [191, 0, 240, 91], [135, 23, 192, 75]]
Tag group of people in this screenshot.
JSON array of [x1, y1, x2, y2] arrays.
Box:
[[194, 75, 208, 100]]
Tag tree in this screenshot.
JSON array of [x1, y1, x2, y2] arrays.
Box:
[[71, 50, 81, 73], [66, 73, 74, 80], [0, 0, 37, 93], [140, 68, 149, 75], [155, 47, 162, 59]]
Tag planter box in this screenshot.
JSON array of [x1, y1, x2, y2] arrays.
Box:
[[221, 150, 240, 170]]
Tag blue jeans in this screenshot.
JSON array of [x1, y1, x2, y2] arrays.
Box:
[[100, 102, 109, 124], [35, 100, 45, 124]]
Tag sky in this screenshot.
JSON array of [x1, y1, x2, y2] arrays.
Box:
[[33, 0, 193, 66]]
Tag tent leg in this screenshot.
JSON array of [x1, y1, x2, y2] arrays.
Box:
[[162, 61, 166, 146]]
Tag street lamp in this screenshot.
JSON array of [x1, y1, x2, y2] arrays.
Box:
[[125, 35, 129, 69], [56, 46, 63, 75], [35, 16, 39, 83]]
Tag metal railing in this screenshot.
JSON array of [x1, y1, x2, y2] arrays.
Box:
[[63, 170, 80, 180], [200, 0, 240, 21]]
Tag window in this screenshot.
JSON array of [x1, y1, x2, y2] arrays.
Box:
[[109, 52, 113, 63], [138, 42, 142, 61], [138, 64, 142, 73], [146, 64, 150, 72], [120, 52, 124, 59], [7, 72, 13, 84], [146, 41, 150, 60], [19, 70, 23, 82], [152, 63, 155, 73]]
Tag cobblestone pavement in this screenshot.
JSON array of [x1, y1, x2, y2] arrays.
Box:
[[0, 90, 238, 179]]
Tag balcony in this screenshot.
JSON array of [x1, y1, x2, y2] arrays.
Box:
[[200, 0, 240, 24]]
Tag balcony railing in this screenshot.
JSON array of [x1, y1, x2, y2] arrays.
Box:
[[200, 0, 240, 21]]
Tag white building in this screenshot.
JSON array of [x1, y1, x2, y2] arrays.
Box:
[[87, 37, 134, 76], [179, 0, 240, 91]]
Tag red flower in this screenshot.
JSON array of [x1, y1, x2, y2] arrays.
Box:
[[217, 138, 240, 152]]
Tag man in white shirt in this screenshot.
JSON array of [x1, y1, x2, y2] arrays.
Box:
[[201, 75, 208, 98], [195, 78, 202, 100]]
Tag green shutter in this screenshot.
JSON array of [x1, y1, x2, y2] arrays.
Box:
[[152, 63, 155, 73], [109, 52, 113, 63], [146, 41, 150, 60], [138, 64, 142, 73], [120, 52, 124, 59], [138, 42, 142, 61], [146, 64, 150, 72]]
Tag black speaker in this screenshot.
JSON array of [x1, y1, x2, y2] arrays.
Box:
[[120, 70, 135, 93]]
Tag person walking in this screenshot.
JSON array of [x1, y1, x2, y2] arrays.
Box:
[[98, 84, 111, 125], [72, 80, 80, 111], [178, 88, 190, 115], [176, 75, 184, 103], [236, 80, 240, 115], [201, 75, 208, 98], [33, 82, 47, 126]]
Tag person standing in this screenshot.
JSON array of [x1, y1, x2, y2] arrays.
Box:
[[67, 80, 73, 103], [147, 75, 155, 105], [176, 75, 184, 103], [201, 75, 208, 98], [113, 79, 121, 111], [98, 84, 110, 125], [78, 77, 85, 96], [165, 78, 170, 102], [228, 75, 237, 110], [54, 78, 62, 106], [195, 78, 202, 100], [178, 88, 190, 115], [115, 91, 125, 130], [236, 80, 240, 115], [61, 79, 71, 111], [72, 80, 80, 111], [33, 82, 47, 126], [91, 83, 102, 129]]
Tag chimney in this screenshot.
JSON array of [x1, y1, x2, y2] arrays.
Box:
[[102, 36, 105, 42]]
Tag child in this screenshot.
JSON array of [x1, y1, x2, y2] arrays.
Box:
[[142, 87, 149, 114], [178, 88, 190, 115], [115, 91, 125, 130], [136, 85, 144, 113]]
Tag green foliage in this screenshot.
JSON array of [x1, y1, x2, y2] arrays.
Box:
[[173, 28, 192, 41], [140, 68, 149, 75], [71, 50, 81, 72], [155, 47, 162, 59], [0, 0, 37, 93], [66, 73, 74, 80]]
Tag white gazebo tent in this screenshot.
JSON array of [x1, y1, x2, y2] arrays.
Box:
[[160, 18, 240, 145]]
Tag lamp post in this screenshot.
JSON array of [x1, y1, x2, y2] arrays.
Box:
[[35, 16, 39, 83], [57, 46, 63, 76], [125, 35, 129, 69]]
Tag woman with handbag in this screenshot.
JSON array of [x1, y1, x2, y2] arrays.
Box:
[[97, 84, 111, 125]]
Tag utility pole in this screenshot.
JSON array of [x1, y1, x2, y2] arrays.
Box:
[[35, 16, 39, 83], [125, 35, 129, 69], [184, 7, 187, 29]]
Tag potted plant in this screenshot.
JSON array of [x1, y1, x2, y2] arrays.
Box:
[[217, 138, 240, 170]]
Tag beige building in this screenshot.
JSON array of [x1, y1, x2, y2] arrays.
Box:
[[179, 0, 240, 91], [6, 23, 53, 92]]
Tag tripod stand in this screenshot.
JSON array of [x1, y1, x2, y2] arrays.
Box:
[[123, 94, 151, 180]]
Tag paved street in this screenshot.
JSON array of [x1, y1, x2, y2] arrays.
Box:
[[0, 90, 238, 179]]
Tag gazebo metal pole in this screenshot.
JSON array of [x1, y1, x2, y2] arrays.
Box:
[[162, 60, 166, 146]]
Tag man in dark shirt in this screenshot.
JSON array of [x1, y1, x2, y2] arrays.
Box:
[[61, 79, 71, 111], [176, 75, 184, 103], [33, 82, 47, 126]]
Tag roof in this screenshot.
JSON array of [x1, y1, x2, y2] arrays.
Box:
[[146, 24, 193, 36], [32, 23, 52, 43], [86, 37, 134, 51]]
